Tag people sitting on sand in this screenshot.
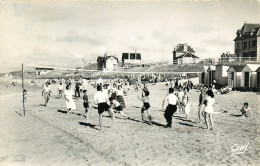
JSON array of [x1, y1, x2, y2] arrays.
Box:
[[219, 86, 232, 94], [240, 102, 251, 117]]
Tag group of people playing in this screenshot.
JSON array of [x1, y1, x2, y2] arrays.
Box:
[[40, 77, 252, 131]]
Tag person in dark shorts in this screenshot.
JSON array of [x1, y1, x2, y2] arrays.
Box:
[[109, 97, 128, 119], [138, 90, 152, 125], [83, 90, 89, 118], [162, 88, 179, 128], [94, 85, 115, 131]]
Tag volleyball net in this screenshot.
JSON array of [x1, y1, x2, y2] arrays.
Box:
[[21, 63, 202, 116]]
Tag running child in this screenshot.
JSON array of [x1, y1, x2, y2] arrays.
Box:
[[42, 82, 52, 106], [109, 97, 128, 119], [162, 88, 179, 128], [116, 85, 126, 108], [138, 90, 152, 125], [94, 85, 115, 131], [82, 90, 89, 118], [57, 83, 63, 99]]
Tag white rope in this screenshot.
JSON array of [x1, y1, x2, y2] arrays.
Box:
[[24, 64, 202, 75], [25, 64, 100, 72]]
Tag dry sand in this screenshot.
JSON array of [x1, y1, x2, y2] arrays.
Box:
[[0, 80, 259, 166]]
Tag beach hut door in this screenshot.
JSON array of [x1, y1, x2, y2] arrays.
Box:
[[244, 72, 249, 87], [257, 72, 260, 87]]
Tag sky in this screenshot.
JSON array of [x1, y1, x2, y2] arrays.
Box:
[[0, 0, 260, 73]]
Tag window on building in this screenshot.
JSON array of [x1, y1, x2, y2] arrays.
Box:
[[248, 41, 251, 48], [243, 42, 247, 49], [252, 51, 256, 57], [130, 53, 135, 59], [252, 40, 256, 48], [237, 43, 239, 49]]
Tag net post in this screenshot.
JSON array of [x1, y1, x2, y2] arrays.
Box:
[[22, 63, 25, 116]]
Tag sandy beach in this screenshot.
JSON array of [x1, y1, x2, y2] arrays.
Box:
[[0, 81, 259, 166]]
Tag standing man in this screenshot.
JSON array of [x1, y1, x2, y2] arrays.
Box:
[[162, 88, 179, 128]]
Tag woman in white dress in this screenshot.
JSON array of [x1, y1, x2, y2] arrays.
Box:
[[203, 89, 215, 130], [64, 84, 76, 113]]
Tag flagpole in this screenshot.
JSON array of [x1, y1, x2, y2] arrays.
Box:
[[22, 63, 25, 116]]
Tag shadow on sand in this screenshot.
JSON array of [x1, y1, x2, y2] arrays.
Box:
[[230, 114, 242, 117], [15, 111, 23, 116], [57, 110, 67, 114], [78, 122, 99, 130], [106, 115, 166, 127], [177, 122, 195, 127]]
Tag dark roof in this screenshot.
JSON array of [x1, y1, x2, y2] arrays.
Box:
[[174, 44, 195, 53], [228, 65, 246, 72], [243, 23, 260, 33], [234, 23, 260, 41], [97, 56, 119, 62], [177, 52, 199, 59]]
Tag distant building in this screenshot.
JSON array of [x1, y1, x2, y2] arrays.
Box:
[[172, 43, 199, 64], [97, 53, 119, 71], [122, 52, 141, 66], [234, 23, 260, 61], [219, 52, 236, 63], [35, 67, 54, 76]]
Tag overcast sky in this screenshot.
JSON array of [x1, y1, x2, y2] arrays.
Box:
[[0, 0, 260, 72]]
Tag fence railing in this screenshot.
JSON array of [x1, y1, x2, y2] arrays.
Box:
[[218, 57, 259, 63]]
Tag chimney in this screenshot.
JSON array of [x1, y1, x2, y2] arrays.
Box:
[[184, 43, 188, 52], [173, 48, 176, 60]]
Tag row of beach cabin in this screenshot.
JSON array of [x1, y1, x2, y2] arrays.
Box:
[[200, 63, 260, 90]]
